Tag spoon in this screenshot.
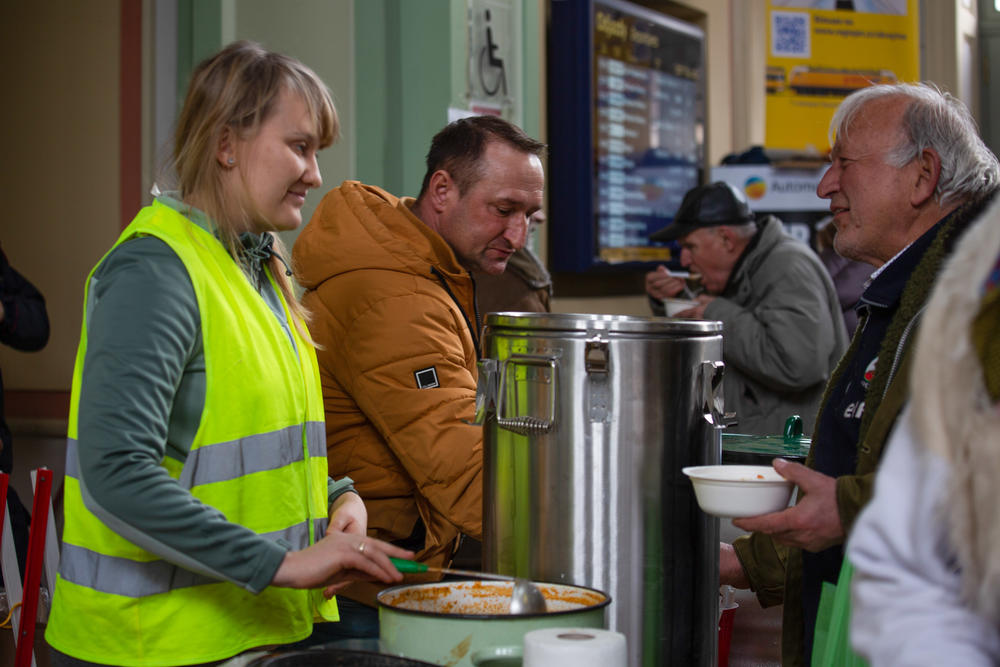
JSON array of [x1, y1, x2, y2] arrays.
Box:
[[667, 268, 700, 300], [389, 557, 548, 614]]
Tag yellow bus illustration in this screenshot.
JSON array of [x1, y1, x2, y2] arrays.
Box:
[[788, 66, 897, 97]]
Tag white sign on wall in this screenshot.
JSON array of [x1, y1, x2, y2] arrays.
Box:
[[467, 0, 520, 121], [711, 165, 830, 212], [712, 164, 832, 245]]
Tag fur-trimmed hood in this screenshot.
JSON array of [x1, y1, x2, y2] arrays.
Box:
[[910, 197, 1000, 623]]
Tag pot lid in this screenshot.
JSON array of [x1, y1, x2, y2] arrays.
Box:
[[722, 415, 811, 458], [484, 311, 722, 335]]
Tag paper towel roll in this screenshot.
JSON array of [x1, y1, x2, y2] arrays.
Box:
[[523, 627, 627, 667]]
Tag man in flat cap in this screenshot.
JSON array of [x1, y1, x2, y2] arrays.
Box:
[[645, 181, 848, 435]]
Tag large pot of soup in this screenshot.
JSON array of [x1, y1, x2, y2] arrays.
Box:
[[476, 312, 725, 666], [377, 580, 609, 666]]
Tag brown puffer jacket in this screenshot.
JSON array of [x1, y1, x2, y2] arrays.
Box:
[[293, 181, 483, 606]]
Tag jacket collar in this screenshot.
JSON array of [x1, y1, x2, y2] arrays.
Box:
[[722, 216, 773, 295], [155, 192, 278, 288], [859, 218, 946, 311]]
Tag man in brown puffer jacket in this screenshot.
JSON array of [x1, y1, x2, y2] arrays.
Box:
[[293, 116, 545, 637]]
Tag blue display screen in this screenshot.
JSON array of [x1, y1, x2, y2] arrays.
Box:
[[549, 0, 705, 272]]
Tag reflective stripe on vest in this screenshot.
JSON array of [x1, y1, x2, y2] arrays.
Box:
[[46, 202, 331, 666], [63, 423, 326, 489], [58, 518, 325, 598], [58, 431, 328, 598]]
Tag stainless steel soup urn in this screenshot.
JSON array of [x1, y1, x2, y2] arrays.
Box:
[[476, 312, 725, 666]]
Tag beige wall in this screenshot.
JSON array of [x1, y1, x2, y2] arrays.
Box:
[[1, 0, 357, 399], [0, 0, 122, 392], [921, 0, 980, 119], [229, 0, 357, 254], [682, 0, 739, 166]]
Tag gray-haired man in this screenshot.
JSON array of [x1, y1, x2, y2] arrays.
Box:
[[721, 82, 1000, 665]]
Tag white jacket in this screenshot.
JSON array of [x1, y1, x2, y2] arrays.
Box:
[[847, 409, 1000, 665]]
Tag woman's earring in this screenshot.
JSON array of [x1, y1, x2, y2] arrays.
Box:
[[227, 157, 235, 166]]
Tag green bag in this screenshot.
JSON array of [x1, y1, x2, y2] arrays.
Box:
[[811, 558, 869, 667]]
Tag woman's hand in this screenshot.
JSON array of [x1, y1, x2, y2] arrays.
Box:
[[328, 491, 367, 536], [271, 530, 414, 596]]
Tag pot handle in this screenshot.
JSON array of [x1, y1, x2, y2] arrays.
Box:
[[470, 644, 523, 666], [468, 358, 500, 426], [495, 354, 557, 435], [700, 359, 735, 427]]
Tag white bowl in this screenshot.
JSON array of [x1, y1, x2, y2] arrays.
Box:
[[662, 297, 699, 317], [682, 465, 794, 518]]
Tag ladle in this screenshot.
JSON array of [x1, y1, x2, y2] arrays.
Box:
[[389, 557, 548, 614]]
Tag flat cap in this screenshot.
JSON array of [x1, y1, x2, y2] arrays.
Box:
[[650, 181, 756, 243]]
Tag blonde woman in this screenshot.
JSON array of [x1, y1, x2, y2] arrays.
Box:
[[45, 42, 410, 666]]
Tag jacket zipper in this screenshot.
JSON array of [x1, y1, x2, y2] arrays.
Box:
[[882, 303, 928, 399], [431, 266, 481, 358]]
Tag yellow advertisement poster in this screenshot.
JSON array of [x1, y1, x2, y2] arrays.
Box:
[[765, 0, 919, 153]]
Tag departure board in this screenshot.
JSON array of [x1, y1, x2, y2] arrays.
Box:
[[548, 0, 705, 273], [594, 2, 704, 263]]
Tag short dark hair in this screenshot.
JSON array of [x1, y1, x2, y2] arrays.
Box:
[[417, 116, 545, 199]]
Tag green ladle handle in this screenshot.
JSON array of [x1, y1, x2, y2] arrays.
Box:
[[387, 557, 517, 583], [389, 556, 429, 574]]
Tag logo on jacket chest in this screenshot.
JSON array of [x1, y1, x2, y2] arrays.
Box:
[[861, 356, 878, 389], [414, 366, 440, 389], [841, 355, 877, 421], [843, 400, 865, 420]]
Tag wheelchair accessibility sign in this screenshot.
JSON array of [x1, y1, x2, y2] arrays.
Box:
[[468, 0, 519, 114]]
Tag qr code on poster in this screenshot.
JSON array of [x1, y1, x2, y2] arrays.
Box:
[[771, 11, 810, 58]]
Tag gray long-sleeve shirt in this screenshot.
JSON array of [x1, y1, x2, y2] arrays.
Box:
[[75, 197, 352, 593]]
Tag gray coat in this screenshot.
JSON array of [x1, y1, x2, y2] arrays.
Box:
[[705, 216, 848, 436]]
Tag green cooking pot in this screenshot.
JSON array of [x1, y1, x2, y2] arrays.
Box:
[[377, 580, 609, 667]]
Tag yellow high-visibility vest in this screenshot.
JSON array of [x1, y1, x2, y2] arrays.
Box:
[[46, 201, 332, 665]]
